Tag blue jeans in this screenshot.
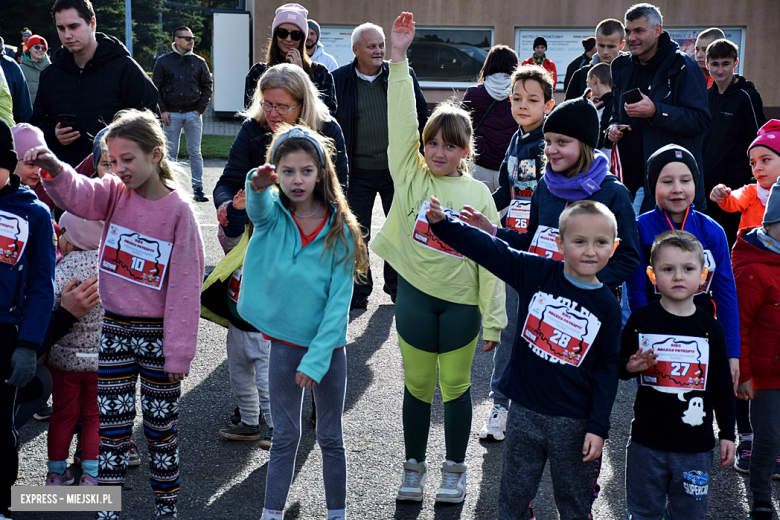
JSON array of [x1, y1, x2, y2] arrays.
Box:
[[164, 111, 203, 190]]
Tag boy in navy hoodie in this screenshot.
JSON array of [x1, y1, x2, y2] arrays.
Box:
[[626, 144, 741, 389], [621, 230, 735, 520], [428, 197, 622, 520], [0, 119, 55, 518]]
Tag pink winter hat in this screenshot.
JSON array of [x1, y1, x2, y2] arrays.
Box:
[[748, 119, 780, 157], [11, 123, 46, 159], [272, 3, 308, 36], [59, 212, 105, 251]]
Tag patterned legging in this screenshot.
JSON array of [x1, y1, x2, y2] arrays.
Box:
[[96, 312, 180, 520]]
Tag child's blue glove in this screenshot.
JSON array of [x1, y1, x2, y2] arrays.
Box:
[[7, 347, 37, 387]]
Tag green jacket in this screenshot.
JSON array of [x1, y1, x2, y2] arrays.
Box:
[[0, 66, 13, 127], [20, 51, 50, 104]]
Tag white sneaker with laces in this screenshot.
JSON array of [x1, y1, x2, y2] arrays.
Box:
[[396, 458, 428, 502], [435, 460, 467, 503], [479, 404, 508, 441]]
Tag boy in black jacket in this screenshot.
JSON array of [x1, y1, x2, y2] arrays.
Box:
[[702, 39, 766, 246], [621, 230, 735, 520], [428, 198, 622, 520], [0, 119, 55, 517]]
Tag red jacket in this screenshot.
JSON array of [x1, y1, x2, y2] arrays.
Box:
[[521, 56, 557, 87], [732, 227, 780, 389]]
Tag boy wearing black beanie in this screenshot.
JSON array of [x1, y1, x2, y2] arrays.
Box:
[[625, 143, 741, 389], [0, 118, 56, 518], [521, 36, 558, 86]]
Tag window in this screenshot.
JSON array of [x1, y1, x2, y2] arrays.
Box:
[[407, 28, 492, 87]]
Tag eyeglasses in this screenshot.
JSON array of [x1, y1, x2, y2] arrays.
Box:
[[261, 101, 300, 115], [276, 28, 303, 41], [176, 36, 195, 41], [32, 45, 46, 51]]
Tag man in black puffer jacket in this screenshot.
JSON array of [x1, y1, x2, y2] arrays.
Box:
[[30, 0, 158, 169], [153, 26, 213, 202]]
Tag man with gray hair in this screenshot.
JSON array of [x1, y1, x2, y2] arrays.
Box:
[[607, 3, 711, 214], [332, 22, 428, 309]]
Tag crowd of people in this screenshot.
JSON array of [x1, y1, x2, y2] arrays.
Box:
[[0, 0, 778, 519]]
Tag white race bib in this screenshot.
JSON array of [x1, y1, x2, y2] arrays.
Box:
[[638, 333, 710, 394], [529, 225, 563, 261], [412, 201, 464, 259], [0, 210, 29, 266], [99, 224, 173, 290], [228, 266, 243, 304], [506, 199, 531, 234], [520, 291, 602, 367]]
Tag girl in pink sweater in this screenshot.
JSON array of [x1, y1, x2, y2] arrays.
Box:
[[28, 109, 205, 520]]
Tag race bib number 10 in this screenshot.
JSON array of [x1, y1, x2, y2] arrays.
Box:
[[100, 224, 173, 290], [412, 201, 464, 259], [638, 333, 709, 394], [520, 291, 602, 367], [0, 210, 29, 266]]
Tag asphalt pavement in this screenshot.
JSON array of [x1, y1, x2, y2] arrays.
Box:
[[14, 160, 779, 519]]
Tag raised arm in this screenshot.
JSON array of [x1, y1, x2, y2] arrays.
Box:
[[245, 164, 279, 228]]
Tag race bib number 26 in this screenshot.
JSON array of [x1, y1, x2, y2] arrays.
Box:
[[100, 224, 173, 290], [520, 291, 602, 367]]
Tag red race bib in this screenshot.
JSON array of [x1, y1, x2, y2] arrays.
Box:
[[228, 266, 243, 303], [529, 226, 563, 261], [100, 224, 173, 290], [412, 201, 464, 259], [0, 210, 28, 266], [638, 334, 709, 394]]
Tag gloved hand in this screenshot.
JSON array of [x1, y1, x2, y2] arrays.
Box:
[[7, 347, 37, 387]]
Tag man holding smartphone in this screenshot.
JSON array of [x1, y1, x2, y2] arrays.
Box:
[[608, 3, 711, 214], [30, 0, 158, 168], [152, 26, 213, 202]]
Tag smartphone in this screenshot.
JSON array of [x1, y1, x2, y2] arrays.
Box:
[[58, 114, 79, 132], [623, 88, 643, 105]]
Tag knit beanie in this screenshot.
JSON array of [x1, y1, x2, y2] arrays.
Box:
[[748, 119, 780, 158], [533, 37, 547, 49], [582, 37, 596, 52], [307, 20, 321, 42], [59, 212, 104, 251], [0, 120, 16, 172], [646, 144, 699, 199], [543, 89, 599, 149], [11, 123, 46, 159], [272, 4, 308, 36], [764, 182, 780, 227], [27, 35, 48, 51]]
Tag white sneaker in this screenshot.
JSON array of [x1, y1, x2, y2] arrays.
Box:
[[435, 460, 467, 503], [479, 404, 508, 441], [396, 458, 428, 502]]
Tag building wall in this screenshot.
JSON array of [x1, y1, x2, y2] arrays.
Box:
[[249, 0, 780, 112]]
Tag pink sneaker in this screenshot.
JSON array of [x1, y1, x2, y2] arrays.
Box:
[[79, 474, 98, 486], [45, 469, 75, 486]]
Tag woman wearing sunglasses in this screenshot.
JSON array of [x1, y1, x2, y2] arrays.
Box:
[[244, 3, 337, 114], [20, 35, 51, 104]]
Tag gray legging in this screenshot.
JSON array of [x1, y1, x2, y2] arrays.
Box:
[[264, 341, 347, 512]]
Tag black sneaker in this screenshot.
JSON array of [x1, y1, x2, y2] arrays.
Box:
[[749, 501, 773, 520], [33, 406, 52, 421], [383, 283, 397, 304], [219, 422, 261, 441], [735, 440, 752, 474], [193, 187, 209, 203], [351, 292, 368, 310], [259, 427, 273, 451], [230, 406, 242, 425]]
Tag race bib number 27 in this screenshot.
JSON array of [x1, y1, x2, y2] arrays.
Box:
[[100, 224, 173, 290], [638, 333, 709, 394]]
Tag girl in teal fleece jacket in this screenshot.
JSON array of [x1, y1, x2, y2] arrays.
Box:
[[238, 125, 367, 520]]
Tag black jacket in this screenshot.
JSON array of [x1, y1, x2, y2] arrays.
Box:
[[244, 61, 337, 114], [152, 49, 213, 114], [702, 75, 766, 192], [332, 59, 428, 167], [30, 33, 159, 167], [213, 116, 349, 209], [609, 32, 711, 214], [597, 91, 614, 150], [564, 52, 589, 93]]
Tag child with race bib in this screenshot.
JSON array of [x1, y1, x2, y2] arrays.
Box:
[[239, 125, 367, 520], [428, 198, 622, 520], [464, 90, 640, 292], [374, 12, 506, 505], [625, 145, 741, 388], [620, 230, 735, 520], [29, 109, 205, 520]]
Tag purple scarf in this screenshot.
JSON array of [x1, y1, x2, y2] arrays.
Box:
[[543, 151, 609, 202]]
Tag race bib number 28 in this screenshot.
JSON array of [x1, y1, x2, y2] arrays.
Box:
[[0, 210, 29, 266], [100, 224, 173, 290], [520, 291, 602, 367]]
